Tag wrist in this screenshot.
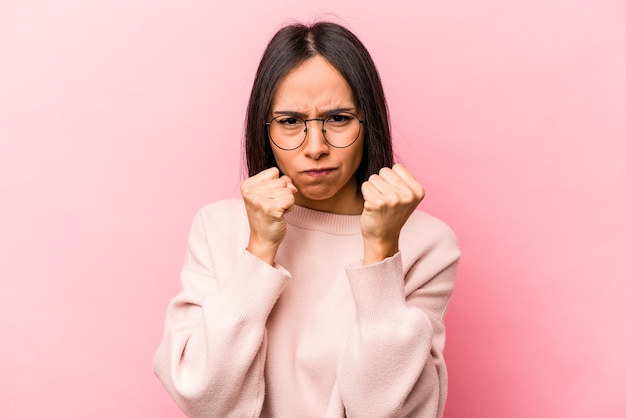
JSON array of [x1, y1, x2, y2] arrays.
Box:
[[247, 237, 280, 266], [362, 237, 399, 265]]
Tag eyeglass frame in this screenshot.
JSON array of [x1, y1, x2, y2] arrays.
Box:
[[264, 111, 365, 151]]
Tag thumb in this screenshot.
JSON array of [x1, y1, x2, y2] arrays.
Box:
[[281, 175, 298, 193]]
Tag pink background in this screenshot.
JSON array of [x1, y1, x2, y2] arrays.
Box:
[[1, 1, 624, 417]]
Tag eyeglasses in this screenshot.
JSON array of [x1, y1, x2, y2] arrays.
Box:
[[265, 112, 364, 151]]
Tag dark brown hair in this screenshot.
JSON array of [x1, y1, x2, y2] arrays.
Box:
[[245, 21, 393, 186]]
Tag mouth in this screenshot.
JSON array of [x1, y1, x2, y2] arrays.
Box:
[[303, 167, 336, 178]]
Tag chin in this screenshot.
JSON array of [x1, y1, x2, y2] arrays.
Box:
[[298, 192, 335, 203], [297, 188, 337, 202]]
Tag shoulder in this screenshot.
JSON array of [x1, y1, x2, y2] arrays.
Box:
[[401, 210, 461, 259], [196, 199, 246, 219], [191, 199, 248, 235], [400, 211, 461, 300]]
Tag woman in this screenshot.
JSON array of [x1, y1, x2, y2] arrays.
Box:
[[154, 21, 460, 418]]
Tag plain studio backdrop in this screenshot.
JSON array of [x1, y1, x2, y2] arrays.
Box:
[[1, 1, 624, 417]]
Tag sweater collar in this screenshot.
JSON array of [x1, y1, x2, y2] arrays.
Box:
[[284, 205, 361, 236]]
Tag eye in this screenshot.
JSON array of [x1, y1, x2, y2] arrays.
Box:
[[325, 113, 354, 126], [276, 117, 304, 127]]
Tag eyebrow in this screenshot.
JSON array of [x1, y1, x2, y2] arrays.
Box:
[[272, 107, 357, 118]]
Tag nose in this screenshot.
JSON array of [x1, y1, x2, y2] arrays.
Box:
[[303, 119, 330, 159]]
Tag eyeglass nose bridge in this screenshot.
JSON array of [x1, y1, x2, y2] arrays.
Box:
[[302, 117, 327, 136]]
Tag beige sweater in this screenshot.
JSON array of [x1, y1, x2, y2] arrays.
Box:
[[154, 199, 460, 417]]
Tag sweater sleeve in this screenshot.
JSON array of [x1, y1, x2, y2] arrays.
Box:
[[337, 223, 460, 418], [153, 209, 290, 417]]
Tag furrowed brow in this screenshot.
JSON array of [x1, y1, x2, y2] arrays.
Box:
[[272, 110, 307, 118], [321, 107, 357, 116], [273, 107, 357, 118]]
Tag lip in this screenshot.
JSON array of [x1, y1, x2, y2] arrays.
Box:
[[303, 167, 336, 177]]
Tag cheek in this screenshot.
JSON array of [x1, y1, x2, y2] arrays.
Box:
[[270, 148, 289, 174], [350, 142, 365, 169]]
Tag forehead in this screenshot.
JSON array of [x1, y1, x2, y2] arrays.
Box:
[[270, 56, 356, 114]]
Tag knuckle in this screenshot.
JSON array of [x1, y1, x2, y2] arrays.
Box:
[[372, 197, 385, 209], [386, 194, 400, 206], [400, 189, 414, 202], [250, 195, 264, 207]]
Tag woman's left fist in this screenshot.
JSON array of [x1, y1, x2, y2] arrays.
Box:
[[360, 164, 425, 264]]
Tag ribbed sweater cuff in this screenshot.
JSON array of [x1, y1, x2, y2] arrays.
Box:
[[218, 250, 290, 328], [345, 252, 406, 323]]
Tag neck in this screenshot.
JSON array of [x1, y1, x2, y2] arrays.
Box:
[[295, 189, 364, 215]]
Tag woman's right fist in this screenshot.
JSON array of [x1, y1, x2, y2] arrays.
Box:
[[241, 167, 297, 265]]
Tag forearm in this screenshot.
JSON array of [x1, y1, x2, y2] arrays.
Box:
[[154, 250, 290, 417], [338, 253, 447, 418]]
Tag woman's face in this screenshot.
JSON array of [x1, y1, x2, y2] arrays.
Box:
[[268, 56, 364, 215]]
